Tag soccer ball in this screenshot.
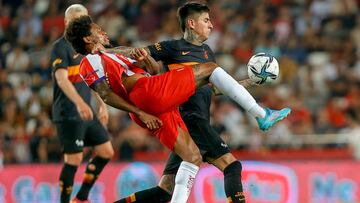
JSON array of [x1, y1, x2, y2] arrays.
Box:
[[247, 53, 279, 84]]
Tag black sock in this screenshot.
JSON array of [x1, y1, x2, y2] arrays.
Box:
[[224, 161, 245, 203], [76, 156, 110, 200], [59, 163, 78, 203], [113, 186, 171, 203]]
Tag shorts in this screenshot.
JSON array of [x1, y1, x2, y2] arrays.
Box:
[[54, 118, 109, 154], [163, 117, 231, 174], [129, 66, 195, 150]]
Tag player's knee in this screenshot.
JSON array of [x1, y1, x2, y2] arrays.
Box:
[[64, 153, 83, 166], [96, 142, 114, 159], [181, 147, 201, 166], [224, 161, 242, 176], [102, 145, 114, 159]]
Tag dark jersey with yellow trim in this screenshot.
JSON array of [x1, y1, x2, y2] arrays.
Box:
[[51, 37, 91, 122], [148, 38, 216, 120]]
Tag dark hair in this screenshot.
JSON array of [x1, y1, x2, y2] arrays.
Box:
[[65, 15, 93, 55], [177, 2, 210, 32]]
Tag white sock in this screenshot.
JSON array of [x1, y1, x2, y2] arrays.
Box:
[[170, 161, 199, 203], [209, 67, 266, 118]]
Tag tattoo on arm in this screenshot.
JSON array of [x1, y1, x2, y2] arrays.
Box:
[[143, 47, 150, 55], [94, 80, 111, 101], [192, 64, 205, 81], [106, 46, 133, 57], [93, 80, 143, 115]]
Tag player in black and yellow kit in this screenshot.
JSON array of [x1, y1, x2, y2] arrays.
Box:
[[116, 2, 248, 203], [51, 4, 114, 203]]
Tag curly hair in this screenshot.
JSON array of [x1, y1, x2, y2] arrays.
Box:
[[65, 15, 93, 55], [177, 2, 210, 32]]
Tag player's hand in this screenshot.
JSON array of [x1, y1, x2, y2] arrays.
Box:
[[138, 111, 163, 130], [76, 101, 93, 121], [130, 48, 148, 61], [97, 104, 109, 127]]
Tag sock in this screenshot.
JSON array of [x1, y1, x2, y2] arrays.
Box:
[[76, 156, 110, 200], [59, 163, 78, 203], [224, 161, 245, 203], [209, 67, 266, 118], [170, 161, 199, 203], [113, 186, 171, 203]]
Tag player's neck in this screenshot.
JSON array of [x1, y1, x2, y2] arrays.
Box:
[[183, 30, 204, 46], [87, 43, 102, 55]]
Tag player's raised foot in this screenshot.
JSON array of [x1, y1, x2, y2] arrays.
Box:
[[256, 108, 291, 131], [70, 197, 90, 203]]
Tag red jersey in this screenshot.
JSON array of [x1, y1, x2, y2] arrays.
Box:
[[80, 51, 197, 150], [79, 52, 146, 101]]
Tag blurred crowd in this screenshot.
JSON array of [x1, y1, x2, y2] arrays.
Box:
[[0, 0, 360, 164]]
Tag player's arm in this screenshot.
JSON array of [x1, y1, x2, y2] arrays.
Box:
[[106, 46, 137, 57], [211, 78, 256, 96], [131, 48, 161, 74], [92, 91, 109, 127], [106, 46, 151, 58], [107, 46, 161, 74], [54, 69, 93, 120], [93, 80, 162, 130]]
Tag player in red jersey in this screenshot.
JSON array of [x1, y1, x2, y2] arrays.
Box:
[[65, 16, 291, 203]]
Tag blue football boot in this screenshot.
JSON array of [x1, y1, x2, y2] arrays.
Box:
[[256, 108, 291, 131]]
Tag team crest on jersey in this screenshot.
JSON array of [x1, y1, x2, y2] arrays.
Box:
[[204, 50, 208, 59], [154, 42, 161, 51]]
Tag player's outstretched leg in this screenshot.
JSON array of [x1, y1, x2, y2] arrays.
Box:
[[190, 62, 291, 131]]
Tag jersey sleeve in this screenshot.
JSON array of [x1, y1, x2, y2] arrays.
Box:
[[147, 41, 174, 61], [79, 55, 106, 90], [50, 42, 70, 71]]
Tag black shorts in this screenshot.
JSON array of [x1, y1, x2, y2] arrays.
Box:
[[54, 118, 109, 154], [163, 117, 230, 174]]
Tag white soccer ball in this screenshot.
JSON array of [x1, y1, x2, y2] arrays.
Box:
[[247, 53, 279, 84]]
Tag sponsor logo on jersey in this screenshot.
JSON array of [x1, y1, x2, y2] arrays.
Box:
[[181, 51, 191, 55], [154, 42, 162, 51], [83, 69, 99, 79], [204, 50, 209, 59], [52, 58, 62, 67], [73, 53, 80, 59]]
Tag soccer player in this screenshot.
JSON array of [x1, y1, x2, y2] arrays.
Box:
[[65, 15, 291, 203], [51, 5, 114, 203], [113, 2, 283, 203]]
